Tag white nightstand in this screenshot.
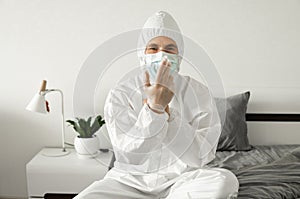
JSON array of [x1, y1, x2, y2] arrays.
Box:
[[26, 148, 114, 199]]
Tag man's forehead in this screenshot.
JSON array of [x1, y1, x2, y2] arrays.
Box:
[[147, 43, 177, 47], [147, 36, 178, 46], [148, 36, 175, 43]]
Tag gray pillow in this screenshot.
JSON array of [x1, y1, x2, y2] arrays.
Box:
[[215, 91, 252, 151]]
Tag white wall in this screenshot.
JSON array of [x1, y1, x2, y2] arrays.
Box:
[[1, 0, 300, 198]]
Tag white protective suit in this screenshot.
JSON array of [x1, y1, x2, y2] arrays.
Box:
[[75, 11, 239, 199]]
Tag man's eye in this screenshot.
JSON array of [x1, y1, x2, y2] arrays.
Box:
[[165, 48, 177, 53]]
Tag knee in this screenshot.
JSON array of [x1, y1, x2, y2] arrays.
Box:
[[214, 168, 239, 197]]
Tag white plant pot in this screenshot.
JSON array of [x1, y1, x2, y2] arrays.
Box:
[[74, 135, 100, 157]]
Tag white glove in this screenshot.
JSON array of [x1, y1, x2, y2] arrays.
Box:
[[144, 57, 175, 113]]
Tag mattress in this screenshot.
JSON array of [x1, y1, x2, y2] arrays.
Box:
[[207, 145, 300, 199]]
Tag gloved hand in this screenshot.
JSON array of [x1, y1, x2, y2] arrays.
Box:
[[144, 57, 175, 114], [143, 98, 170, 116]]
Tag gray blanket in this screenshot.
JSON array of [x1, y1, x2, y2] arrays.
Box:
[[208, 145, 300, 199]]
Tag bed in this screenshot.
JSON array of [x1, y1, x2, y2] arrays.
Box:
[[209, 91, 300, 198], [208, 144, 300, 198], [103, 145, 300, 199], [104, 112, 300, 199]]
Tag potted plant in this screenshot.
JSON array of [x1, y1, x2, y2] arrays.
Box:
[[66, 115, 105, 157]]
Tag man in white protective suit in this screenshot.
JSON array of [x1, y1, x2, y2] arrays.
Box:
[[75, 11, 239, 199]]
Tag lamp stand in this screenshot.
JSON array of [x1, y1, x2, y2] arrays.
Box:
[[41, 89, 70, 157]]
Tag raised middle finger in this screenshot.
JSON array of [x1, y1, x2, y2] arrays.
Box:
[[156, 58, 171, 84]]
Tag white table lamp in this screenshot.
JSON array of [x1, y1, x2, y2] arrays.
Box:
[[26, 80, 70, 157]]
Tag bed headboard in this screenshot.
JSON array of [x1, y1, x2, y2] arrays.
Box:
[[246, 113, 300, 122], [245, 113, 300, 145]]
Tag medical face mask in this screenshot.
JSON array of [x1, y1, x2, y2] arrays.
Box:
[[141, 51, 180, 83]]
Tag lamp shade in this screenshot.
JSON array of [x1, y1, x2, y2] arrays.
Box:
[[26, 93, 48, 114]]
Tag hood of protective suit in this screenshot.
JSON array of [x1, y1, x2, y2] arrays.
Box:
[[137, 11, 184, 69]]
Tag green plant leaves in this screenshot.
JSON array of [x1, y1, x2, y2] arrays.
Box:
[[91, 115, 105, 134], [66, 115, 105, 138], [66, 120, 78, 131]]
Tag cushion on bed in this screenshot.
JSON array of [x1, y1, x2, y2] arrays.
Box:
[[215, 91, 252, 151]]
